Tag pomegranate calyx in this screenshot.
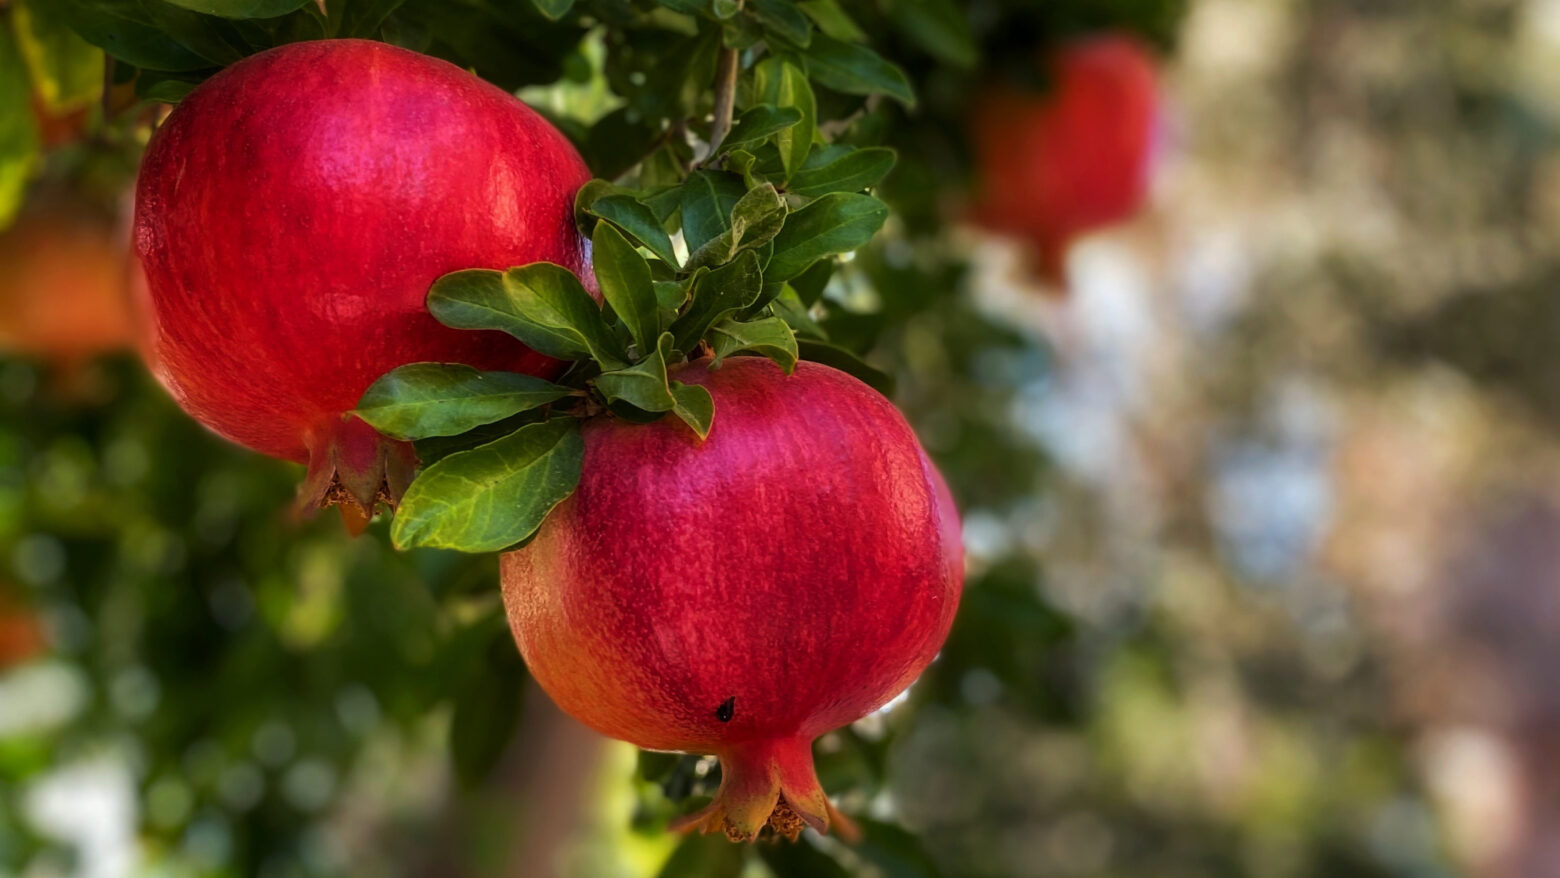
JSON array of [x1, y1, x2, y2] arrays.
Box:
[[298, 416, 418, 531], [668, 737, 856, 844]]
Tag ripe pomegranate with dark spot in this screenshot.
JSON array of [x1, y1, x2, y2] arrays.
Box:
[[971, 33, 1160, 286], [134, 40, 591, 520], [502, 358, 963, 842]]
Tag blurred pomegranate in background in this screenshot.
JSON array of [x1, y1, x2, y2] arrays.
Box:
[[0, 591, 44, 669], [970, 33, 1160, 288], [0, 190, 133, 372]]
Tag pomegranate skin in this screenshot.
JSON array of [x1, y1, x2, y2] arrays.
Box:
[[971, 33, 1160, 284], [0, 197, 133, 366], [501, 357, 963, 841], [134, 39, 591, 512]]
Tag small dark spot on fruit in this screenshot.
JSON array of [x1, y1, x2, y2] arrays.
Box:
[[715, 697, 735, 722]]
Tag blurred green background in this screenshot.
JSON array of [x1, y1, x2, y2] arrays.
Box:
[[2, 0, 1557, 876]]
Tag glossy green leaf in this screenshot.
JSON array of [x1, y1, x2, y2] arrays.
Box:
[[679, 169, 746, 255], [427, 267, 625, 369], [750, 0, 812, 47], [798, 338, 893, 394], [711, 0, 740, 19], [160, 0, 310, 18], [789, 258, 834, 308], [670, 382, 714, 440], [595, 333, 677, 413], [720, 104, 803, 153], [592, 222, 660, 355], [13, 0, 104, 113], [767, 192, 888, 281], [578, 184, 679, 267], [709, 316, 798, 372], [673, 250, 763, 350], [355, 364, 572, 440], [755, 56, 816, 181], [788, 146, 896, 197], [803, 32, 915, 107], [529, 0, 574, 21], [391, 419, 583, 553], [0, 27, 38, 231]]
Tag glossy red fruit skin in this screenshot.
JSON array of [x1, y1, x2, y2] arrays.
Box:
[[501, 357, 963, 841], [134, 39, 591, 512], [971, 33, 1160, 285]]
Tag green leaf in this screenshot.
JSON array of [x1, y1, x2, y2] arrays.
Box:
[[159, 0, 310, 18], [855, 817, 945, 878], [0, 26, 39, 231], [758, 837, 852, 878], [789, 258, 834, 307], [670, 382, 714, 440], [654, 834, 743, 878], [654, 280, 687, 313], [53, 0, 211, 71], [685, 183, 787, 271], [595, 333, 676, 413], [711, 0, 740, 19], [766, 192, 888, 281], [449, 624, 528, 787], [772, 288, 828, 340], [709, 316, 798, 372], [578, 185, 679, 268], [528, 0, 574, 20], [592, 222, 660, 356], [720, 104, 802, 153], [798, 338, 892, 394], [13, 0, 104, 113], [802, 33, 915, 107], [885, 0, 976, 68], [679, 169, 745, 255], [749, 0, 812, 47], [788, 146, 896, 197], [754, 57, 816, 182], [355, 364, 572, 441], [391, 419, 583, 553], [673, 250, 763, 350], [798, 0, 866, 42], [427, 267, 625, 369]]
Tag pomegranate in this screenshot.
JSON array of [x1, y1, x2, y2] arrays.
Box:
[[970, 33, 1160, 285], [0, 593, 44, 670], [501, 358, 963, 842], [0, 193, 133, 368], [134, 39, 592, 516]]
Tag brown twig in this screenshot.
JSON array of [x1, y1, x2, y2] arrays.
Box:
[[705, 46, 739, 160]]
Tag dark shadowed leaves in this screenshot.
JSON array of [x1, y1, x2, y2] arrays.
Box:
[[449, 621, 528, 787], [673, 250, 764, 350], [798, 338, 893, 394]]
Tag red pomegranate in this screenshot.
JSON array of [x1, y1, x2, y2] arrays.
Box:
[[970, 33, 1160, 286], [501, 358, 963, 842], [0, 592, 44, 670], [134, 40, 592, 516], [0, 193, 133, 368]]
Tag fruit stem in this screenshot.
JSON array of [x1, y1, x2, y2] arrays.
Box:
[[706, 46, 740, 159]]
